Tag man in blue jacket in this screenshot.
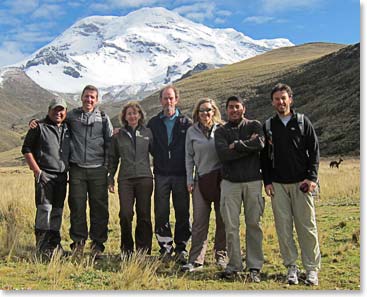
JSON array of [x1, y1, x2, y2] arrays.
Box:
[[147, 85, 192, 263]]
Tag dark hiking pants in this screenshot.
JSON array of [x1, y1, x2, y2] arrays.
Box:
[[68, 165, 109, 251], [34, 171, 67, 252], [118, 177, 153, 254], [154, 175, 191, 255]]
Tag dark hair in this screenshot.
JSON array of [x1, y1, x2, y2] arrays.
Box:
[[120, 101, 146, 127], [225, 95, 245, 109], [159, 85, 179, 100], [270, 83, 293, 100], [81, 85, 99, 99]]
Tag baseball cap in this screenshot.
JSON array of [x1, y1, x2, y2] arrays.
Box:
[[49, 98, 67, 110]]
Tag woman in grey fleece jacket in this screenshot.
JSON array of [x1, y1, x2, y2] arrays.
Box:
[[182, 98, 227, 272], [108, 101, 154, 256]]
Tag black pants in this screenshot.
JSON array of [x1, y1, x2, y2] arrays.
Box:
[[154, 175, 191, 254], [34, 171, 67, 251], [68, 165, 109, 251], [118, 177, 153, 254]]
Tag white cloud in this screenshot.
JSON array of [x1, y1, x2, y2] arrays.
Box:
[[217, 10, 232, 17], [90, 0, 161, 11], [174, 2, 216, 21], [214, 17, 226, 24], [31, 4, 65, 19], [0, 11, 21, 26], [14, 31, 54, 43], [67, 1, 84, 8], [4, 0, 39, 14], [244, 16, 275, 24], [0, 42, 28, 67], [260, 0, 320, 13]]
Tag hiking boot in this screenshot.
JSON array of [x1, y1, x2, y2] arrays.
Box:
[[91, 242, 103, 260], [51, 244, 65, 257], [305, 270, 319, 286], [181, 262, 203, 272], [174, 251, 188, 265], [91, 248, 103, 260], [216, 256, 227, 270], [70, 241, 85, 257], [159, 251, 173, 263], [287, 265, 299, 285], [219, 269, 240, 280], [248, 269, 261, 283]]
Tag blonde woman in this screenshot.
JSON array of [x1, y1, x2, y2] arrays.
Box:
[[182, 98, 227, 272], [108, 101, 153, 256]]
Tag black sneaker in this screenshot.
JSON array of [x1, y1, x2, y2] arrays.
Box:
[[70, 240, 85, 257], [219, 269, 240, 280], [159, 251, 173, 263], [248, 269, 261, 283], [90, 242, 104, 260], [174, 251, 188, 265]]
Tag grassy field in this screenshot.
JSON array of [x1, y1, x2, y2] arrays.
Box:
[[0, 158, 360, 291]]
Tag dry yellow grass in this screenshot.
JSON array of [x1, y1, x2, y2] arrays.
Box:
[[0, 158, 360, 290]]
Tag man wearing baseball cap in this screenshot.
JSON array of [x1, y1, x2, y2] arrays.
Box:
[[22, 98, 70, 258]]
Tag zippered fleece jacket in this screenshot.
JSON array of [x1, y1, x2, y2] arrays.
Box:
[[147, 110, 192, 176], [22, 116, 70, 173], [214, 118, 264, 183], [67, 107, 113, 167], [185, 122, 222, 186], [261, 112, 319, 185], [108, 125, 153, 184]]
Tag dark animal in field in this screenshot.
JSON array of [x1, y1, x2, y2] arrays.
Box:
[[329, 158, 343, 168]]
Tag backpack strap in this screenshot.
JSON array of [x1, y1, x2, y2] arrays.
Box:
[[265, 116, 275, 168], [100, 110, 107, 166], [296, 113, 305, 136], [265, 117, 271, 137]]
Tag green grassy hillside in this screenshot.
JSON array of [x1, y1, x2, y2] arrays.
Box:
[[136, 42, 359, 156]]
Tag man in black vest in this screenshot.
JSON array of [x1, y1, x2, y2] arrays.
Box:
[[22, 98, 70, 257]]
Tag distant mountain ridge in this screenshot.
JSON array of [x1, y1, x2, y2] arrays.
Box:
[[0, 42, 358, 164], [137, 42, 359, 156], [9, 7, 292, 102]]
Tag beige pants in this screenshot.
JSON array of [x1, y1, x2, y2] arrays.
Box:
[[220, 179, 264, 272], [188, 181, 226, 264], [271, 182, 321, 271]]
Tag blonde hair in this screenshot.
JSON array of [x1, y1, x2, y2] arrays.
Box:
[[192, 98, 223, 124], [120, 101, 146, 127]]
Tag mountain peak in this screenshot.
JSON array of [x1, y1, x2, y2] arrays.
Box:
[[11, 7, 293, 99]]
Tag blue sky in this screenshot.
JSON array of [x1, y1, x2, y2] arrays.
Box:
[[0, 0, 360, 67]]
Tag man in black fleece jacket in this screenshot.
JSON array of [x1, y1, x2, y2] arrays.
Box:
[[261, 83, 321, 286], [215, 95, 265, 282]]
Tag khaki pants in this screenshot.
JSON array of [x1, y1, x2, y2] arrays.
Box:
[[189, 181, 226, 264], [272, 182, 321, 271], [220, 179, 264, 272]]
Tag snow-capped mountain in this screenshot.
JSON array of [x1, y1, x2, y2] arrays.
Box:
[[14, 7, 293, 101]]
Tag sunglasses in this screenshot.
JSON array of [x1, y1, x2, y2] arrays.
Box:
[[199, 108, 213, 113]]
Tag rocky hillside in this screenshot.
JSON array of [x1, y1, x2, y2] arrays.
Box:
[[136, 42, 359, 156]]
